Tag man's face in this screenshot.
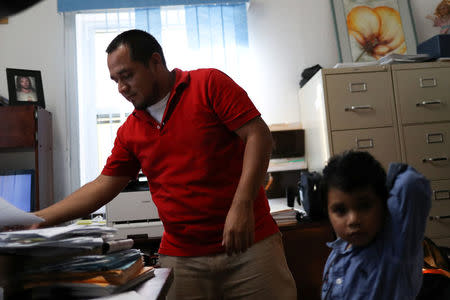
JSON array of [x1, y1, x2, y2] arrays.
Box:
[[438, 5, 448, 16], [327, 187, 384, 248], [107, 45, 161, 110], [20, 77, 31, 89]]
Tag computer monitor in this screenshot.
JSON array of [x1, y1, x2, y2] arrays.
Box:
[[271, 129, 305, 159], [0, 169, 35, 212]]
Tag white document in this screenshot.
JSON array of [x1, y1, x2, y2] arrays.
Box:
[[96, 291, 147, 300], [0, 225, 116, 241], [0, 196, 44, 227]]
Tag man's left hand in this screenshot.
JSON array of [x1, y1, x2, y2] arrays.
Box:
[[222, 201, 255, 256]]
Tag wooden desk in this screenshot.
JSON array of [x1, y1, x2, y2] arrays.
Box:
[[280, 220, 334, 300]]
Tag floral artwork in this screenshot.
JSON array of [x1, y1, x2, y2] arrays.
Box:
[[426, 0, 450, 34], [344, 0, 406, 62]]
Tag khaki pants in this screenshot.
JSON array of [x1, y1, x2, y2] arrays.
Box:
[[159, 232, 297, 300]]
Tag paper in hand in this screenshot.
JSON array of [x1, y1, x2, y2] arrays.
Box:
[[0, 197, 44, 227]]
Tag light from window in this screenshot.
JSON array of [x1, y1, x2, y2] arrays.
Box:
[[75, 5, 250, 189]]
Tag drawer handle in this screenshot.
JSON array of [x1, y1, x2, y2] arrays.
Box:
[[420, 77, 437, 88], [349, 82, 367, 93], [434, 189, 450, 201], [416, 100, 442, 107], [356, 138, 374, 149], [426, 133, 444, 144], [429, 215, 450, 221], [422, 157, 448, 163], [345, 105, 373, 112]]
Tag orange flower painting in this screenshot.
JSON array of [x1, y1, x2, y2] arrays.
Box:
[[345, 4, 407, 61]]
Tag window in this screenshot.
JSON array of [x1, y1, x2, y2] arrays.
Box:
[[73, 4, 250, 191]]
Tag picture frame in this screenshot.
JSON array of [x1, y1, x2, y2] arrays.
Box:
[[330, 0, 418, 63], [6, 68, 45, 109]]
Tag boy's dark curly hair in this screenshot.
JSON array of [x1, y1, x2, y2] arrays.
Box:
[[321, 151, 388, 207]]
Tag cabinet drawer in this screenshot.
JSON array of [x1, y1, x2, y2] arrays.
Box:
[[403, 123, 450, 180], [426, 218, 450, 239], [430, 237, 450, 248], [0, 106, 36, 148], [331, 127, 400, 170], [394, 68, 450, 124], [426, 178, 450, 240], [325, 71, 395, 130], [429, 179, 450, 217]]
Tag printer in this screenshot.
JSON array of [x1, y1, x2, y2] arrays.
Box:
[[106, 176, 164, 240]]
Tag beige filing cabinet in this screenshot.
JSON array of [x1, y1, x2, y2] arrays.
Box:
[[392, 62, 450, 247], [299, 62, 450, 247]]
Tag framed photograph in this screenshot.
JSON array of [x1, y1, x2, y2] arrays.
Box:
[[331, 0, 418, 62], [424, 0, 450, 38], [6, 68, 45, 108]]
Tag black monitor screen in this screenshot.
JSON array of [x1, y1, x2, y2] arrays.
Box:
[[271, 130, 305, 159], [0, 169, 35, 212]]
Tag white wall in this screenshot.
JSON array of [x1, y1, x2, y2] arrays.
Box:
[[0, 0, 439, 202], [245, 0, 443, 126], [0, 0, 69, 202], [246, 0, 339, 125]]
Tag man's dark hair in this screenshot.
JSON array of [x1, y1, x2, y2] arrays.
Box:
[[106, 29, 166, 67], [322, 151, 388, 205]]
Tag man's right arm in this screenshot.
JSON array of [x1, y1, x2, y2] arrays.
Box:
[[34, 174, 131, 227]]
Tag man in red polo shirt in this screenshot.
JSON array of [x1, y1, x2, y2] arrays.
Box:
[[33, 29, 296, 299]]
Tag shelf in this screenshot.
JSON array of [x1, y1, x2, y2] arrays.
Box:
[[267, 157, 307, 173], [0, 105, 36, 148], [0, 105, 53, 210], [268, 122, 302, 132]]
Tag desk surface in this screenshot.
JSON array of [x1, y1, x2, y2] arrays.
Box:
[[135, 268, 173, 300], [1, 268, 173, 300]]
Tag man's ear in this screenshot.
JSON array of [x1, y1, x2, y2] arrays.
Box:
[[149, 52, 163, 67]]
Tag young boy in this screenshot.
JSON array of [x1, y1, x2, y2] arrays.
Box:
[[321, 151, 431, 300]]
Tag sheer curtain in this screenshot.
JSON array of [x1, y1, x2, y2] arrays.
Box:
[[66, 4, 250, 195]]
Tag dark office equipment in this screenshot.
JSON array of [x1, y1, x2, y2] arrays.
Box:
[[417, 34, 450, 58], [271, 129, 305, 159]]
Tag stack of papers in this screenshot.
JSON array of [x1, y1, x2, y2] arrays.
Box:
[[271, 209, 299, 227], [333, 61, 379, 68], [268, 157, 307, 172], [269, 198, 305, 227], [0, 228, 153, 299], [377, 53, 431, 65], [0, 197, 154, 299], [0, 196, 44, 227], [333, 53, 431, 68], [0, 225, 117, 256]]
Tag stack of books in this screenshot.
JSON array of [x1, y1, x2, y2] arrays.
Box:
[[0, 225, 154, 299]]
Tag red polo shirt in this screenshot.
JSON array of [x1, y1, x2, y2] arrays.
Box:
[[102, 68, 278, 256]]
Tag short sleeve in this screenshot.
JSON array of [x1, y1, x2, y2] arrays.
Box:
[[101, 126, 141, 179], [206, 69, 260, 131]]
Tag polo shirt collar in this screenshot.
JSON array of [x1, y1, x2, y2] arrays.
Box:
[[327, 237, 352, 254], [132, 68, 190, 123]]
